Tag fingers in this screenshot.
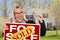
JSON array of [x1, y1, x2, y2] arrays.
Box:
[[35, 13, 42, 18], [35, 13, 43, 22]]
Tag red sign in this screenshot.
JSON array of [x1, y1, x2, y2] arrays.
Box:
[[4, 23, 40, 40]]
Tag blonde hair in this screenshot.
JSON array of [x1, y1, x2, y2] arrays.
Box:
[[13, 5, 23, 13], [8, 6, 27, 23], [14, 6, 22, 9], [11, 6, 24, 23], [12, 6, 23, 23]]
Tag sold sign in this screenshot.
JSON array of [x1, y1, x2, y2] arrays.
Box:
[[4, 23, 40, 40]]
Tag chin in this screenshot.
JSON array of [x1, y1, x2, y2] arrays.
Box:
[[18, 20, 23, 23]]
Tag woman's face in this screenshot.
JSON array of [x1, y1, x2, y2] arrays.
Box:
[[14, 8, 24, 23]]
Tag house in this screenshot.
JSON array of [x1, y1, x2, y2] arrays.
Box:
[[24, 7, 56, 30]]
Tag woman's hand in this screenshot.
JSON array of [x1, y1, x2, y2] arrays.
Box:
[[35, 13, 43, 23]]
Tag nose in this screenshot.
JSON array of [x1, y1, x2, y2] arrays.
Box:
[[18, 13, 23, 16]]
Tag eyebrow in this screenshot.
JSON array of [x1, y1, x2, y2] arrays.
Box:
[[20, 11, 23, 13], [14, 11, 23, 14]]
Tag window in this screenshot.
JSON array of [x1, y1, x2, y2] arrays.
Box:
[[47, 23, 52, 29], [26, 15, 34, 20], [43, 13, 48, 18]]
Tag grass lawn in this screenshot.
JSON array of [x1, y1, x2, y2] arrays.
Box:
[[41, 30, 60, 40], [0, 30, 60, 40]]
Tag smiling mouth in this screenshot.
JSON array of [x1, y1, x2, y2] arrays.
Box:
[[18, 16, 23, 19]]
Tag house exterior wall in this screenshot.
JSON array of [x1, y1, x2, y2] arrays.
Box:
[[25, 8, 56, 29]]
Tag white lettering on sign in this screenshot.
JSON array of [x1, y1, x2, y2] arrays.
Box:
[[5, 25, 39, 40]]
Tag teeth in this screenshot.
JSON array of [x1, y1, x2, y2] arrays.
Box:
[[19, 17, 20, 18], [18, 16, 22, 19]]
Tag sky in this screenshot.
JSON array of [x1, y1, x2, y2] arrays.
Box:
[[0, 0, 52, 17], [0, 0, 13, 17]]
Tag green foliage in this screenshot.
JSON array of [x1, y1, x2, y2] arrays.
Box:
[[30, 5, 38, 8]]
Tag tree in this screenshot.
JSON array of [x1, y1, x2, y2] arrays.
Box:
[[47, 0, 60, 36], [12, 0, 25, 7], [0, 0, 8, 18]]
